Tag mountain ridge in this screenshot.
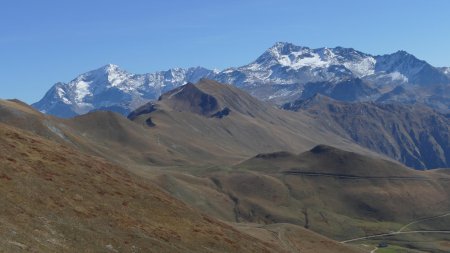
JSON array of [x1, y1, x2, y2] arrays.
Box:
[[33, 42, 450, 117], [33, 64, 216, 117]]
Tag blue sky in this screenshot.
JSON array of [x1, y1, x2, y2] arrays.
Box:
[[1, 0, 450, 103]]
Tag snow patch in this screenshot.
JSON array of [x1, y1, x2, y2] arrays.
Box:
[[56, 87, 71, 104], [343, 57, 376, 77], [74, 80, 91, 102]]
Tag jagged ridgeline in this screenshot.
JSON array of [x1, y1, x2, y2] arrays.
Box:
[[33, 42, 450, 118]]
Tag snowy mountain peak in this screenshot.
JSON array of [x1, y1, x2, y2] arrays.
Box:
[[102, 63, 120, 71], [256, 42, 310, 66], [95, 63, 127, 77], [250, 42, 376, 77], [269, 42, 309, 54], [33, 65, 216, 117], [33, 42, 450, 118]]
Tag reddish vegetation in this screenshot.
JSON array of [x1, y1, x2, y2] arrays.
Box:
[[0, 124, 295, 252]]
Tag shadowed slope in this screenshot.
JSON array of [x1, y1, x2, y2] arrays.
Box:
[[283, 95, 450, 169]]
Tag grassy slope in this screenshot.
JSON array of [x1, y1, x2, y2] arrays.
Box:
[[0, 123, 287, 252], [0, 122, 367, 252], [143, 146, 450, 245]]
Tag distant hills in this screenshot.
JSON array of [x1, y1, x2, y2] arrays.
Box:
[[33, 42, 450, 117]]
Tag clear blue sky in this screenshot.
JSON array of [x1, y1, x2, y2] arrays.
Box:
[[1, 0, 450, 103]]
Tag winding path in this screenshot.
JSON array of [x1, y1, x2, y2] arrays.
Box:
[[398, 212, 450, 232], [341, 230, 450, 243], [340, 211, 450, 245]]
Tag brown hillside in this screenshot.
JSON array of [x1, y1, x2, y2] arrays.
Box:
[[0, 123, 284, 252]]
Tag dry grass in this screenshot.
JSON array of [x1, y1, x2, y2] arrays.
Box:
[[0, 123, 287, 252]]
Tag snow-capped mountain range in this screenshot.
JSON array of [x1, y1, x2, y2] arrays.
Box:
[[33, 65, 215, 117], [33, 42, 450, 117]]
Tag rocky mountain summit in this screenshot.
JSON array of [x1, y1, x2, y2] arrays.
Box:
[[33, 42, 450, 117]]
